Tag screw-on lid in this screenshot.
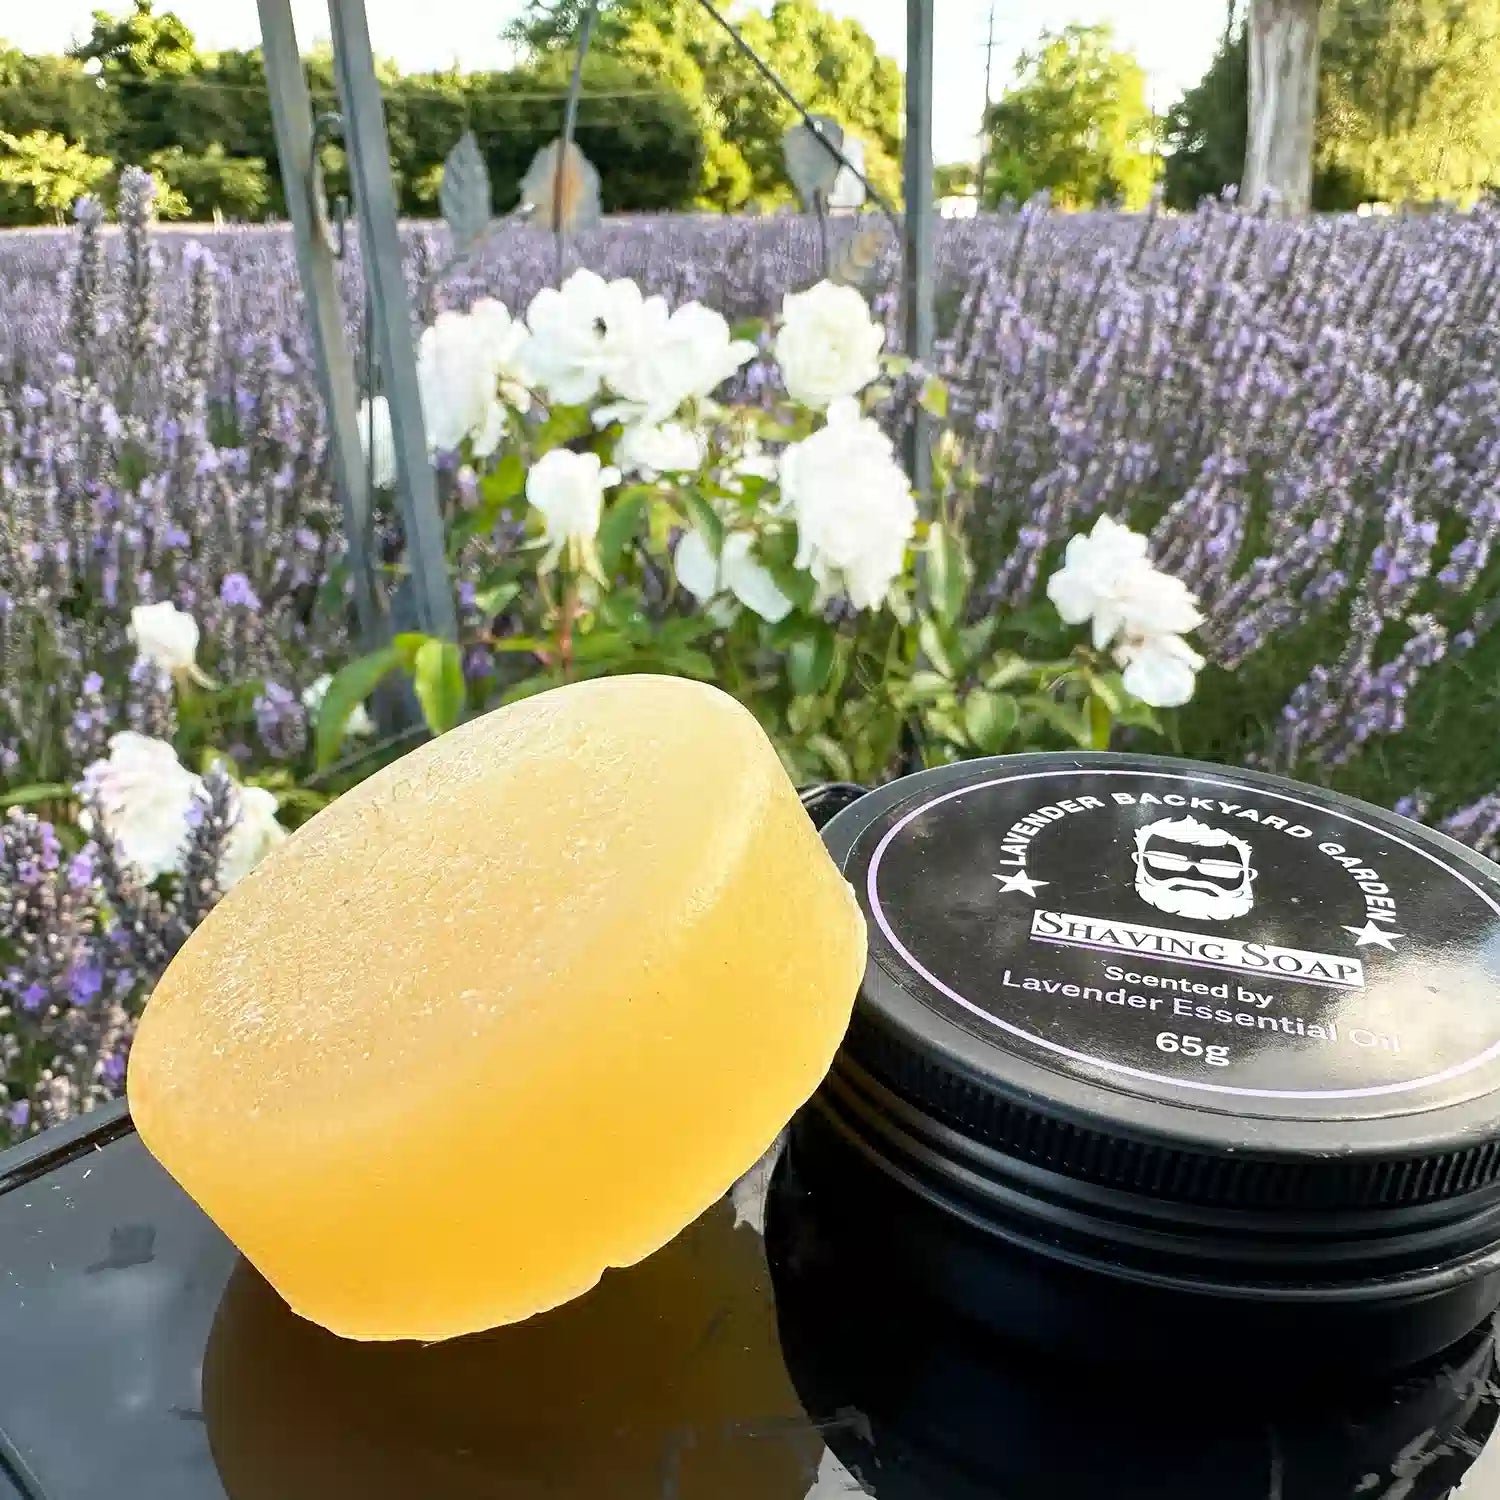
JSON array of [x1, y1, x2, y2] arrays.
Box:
[[822, 753, 1500, 1211]]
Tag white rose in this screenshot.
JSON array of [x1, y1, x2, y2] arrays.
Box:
[[301, 673, 376, 739], [598, 301, 755, 428], [80, 732, 201, 882], [674, 528, 794, 624], [615, 421, 705, 479], [219, 784, 288, 890], [526, 449, 620, 567], [1116, 632, 1204, 709], [779, 398, 916, 611], [357, 395, 397, 489], [468, 297, 532, 415], [128, 601, 200, 676], [417, 304, 522, 457], [773, 280, 885, 409], [523, 270, 662, 406], [1046, 515, 1204, 649]]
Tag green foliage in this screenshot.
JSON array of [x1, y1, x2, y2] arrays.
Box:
[[983, 23, 1162, 211], [508, 0, 905, 211], [1165, 0, 1500, 209], [0, 130, 113, 222], [1318, 0, 1500, 207], [75, 0, 197, 79], [147, 144, 270, 220], [1, 4, 704, 223], [1161, 4, 1248, 209], [935, 161, 977, 197]]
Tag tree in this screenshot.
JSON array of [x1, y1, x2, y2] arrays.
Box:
[[1162, 3, 1249, 207], [0, 129, 113, 222], [1168, 0, 1500, 209], [505, 0, 904, 209], [148, 144, 271, 220], [1243, 0, 1322, 212], [935, 162, 977, 197], [1317, 0, 1500, 206], [982, 24, 1161, 210], [0, 45, 119, 155], [73, 0, 197, 78]]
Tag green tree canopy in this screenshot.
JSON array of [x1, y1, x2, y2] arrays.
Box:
[[1165, 0, 1500, 209], [982, 23, 1161, 210], [507, 0, 905, 209], [0, 129, 113, 221], [0, 3, 706, 224], [1161, 4, 1248, 208]]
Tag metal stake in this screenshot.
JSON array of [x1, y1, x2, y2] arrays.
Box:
[[256, 0, 382, 648], [326, 0, 457, 643], [904, 0, 936, 505], [556, 0, 601, 278]]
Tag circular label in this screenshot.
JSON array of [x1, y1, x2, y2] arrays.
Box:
[[856, 767, 1500, 1120]]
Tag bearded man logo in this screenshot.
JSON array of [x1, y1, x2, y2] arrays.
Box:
[[1133, 816, 1257, 922]]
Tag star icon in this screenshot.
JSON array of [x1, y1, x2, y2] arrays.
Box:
[[993, 870, 1048, 897], [1343, 920, 1402, 951]]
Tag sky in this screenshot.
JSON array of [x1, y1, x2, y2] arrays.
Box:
[[5, 1, 1228, 164]]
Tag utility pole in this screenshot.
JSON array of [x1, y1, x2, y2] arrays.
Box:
[[976, 0, 997, 208]]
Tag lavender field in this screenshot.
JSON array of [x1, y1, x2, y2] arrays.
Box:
[[5, 192, 1500, 1136]]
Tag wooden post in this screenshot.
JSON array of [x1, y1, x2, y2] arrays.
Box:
[[1242, 0, 1322, 214]]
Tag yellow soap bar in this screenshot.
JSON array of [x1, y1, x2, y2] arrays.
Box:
[[128, 676, 866, 1341]]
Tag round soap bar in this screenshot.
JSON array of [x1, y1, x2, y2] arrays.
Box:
[[128, 675, 866, 1340]]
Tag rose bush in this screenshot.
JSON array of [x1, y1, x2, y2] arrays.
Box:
[[319, 268, 1204, 791]]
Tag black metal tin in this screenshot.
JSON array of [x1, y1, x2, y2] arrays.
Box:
[[796, 752, 1500, 1374]]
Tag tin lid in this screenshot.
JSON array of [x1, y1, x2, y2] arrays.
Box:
[[822, 753, 1500, 1211]]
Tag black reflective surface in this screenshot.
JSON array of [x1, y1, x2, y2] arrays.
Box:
[[3, 1107, 1500, 1499]]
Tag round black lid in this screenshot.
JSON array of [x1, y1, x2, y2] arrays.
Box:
[[821, 753, 1500, 1212]]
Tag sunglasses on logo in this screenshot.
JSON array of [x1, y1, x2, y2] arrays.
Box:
[[1141, 852, 1251, 879]]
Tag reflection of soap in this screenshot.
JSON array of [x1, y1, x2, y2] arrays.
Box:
[[203, 1197, 824, 1500], [128, 676, 866, 1341]]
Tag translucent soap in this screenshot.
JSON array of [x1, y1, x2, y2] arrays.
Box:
[[128, 675, 866, 1341]]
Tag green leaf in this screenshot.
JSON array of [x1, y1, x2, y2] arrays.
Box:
[[0, 782, 71, 809], [412, 638, 466, 736], [1114, 696, 1165, 735], [963, 690, 1020, 754], [1027, 696, 1093, 749], [315, 647, 403, 768], [536, 404, 593, 449], [732, 317, 764, 343], [919, 375, 950, 420], [473, 579, 521, 618], [767, 560, 818, 613], [788, 625, 836, 697], [899, 670, 953, 706], [1090, 693, 1113, 750], [957, 618, 997, 666], [659, 647, 716, 679], [681, 491, 724, 552], [926, 521, 970, 627], [392, 632, 430, 671], [570, 629, 630, 663], [807, 733, 855, 781], [481, 451, 526, 506], [597, 487, 650, 573], [984, 652, 1036, 691], [996, 603, 1070, 643], [918, 615, 956, 679], [498, 674, 558, 706], [1088, 672, 1126, 715]]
